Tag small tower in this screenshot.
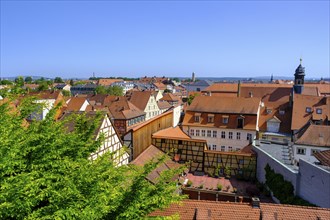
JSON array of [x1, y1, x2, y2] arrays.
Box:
[[192, 72, 196, 82], [270, 74, 274, 82], [293, 58, 305, 94]]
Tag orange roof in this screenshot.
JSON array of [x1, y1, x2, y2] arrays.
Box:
[[108, 99, 145, 120], [153, 82, 167, 90], [187, 96, 260, 114], [204, 83, 238, 93], [157, 101, 172, 110], [152, 126, 191, 140], [260, 203, 330, 220], [296, 125, 330, 147], [127, 91, 153, 111], [183, 111, 258, 130], [150, 200, 260, 220], [130, 145, 181, 183], [292, 95, 330, 130], [314, 150, 330, 166], [305, 83, 330, 95], [66, 97, 88, 111], [97, 78, 123, 86], [160, 93, 180, 102]]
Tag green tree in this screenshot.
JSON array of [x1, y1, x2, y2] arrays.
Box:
[[95, 85, 107, 94], [54, 77, 64, 83], [37, 82, 49, 91], [69, 79, 74, 86], [0, 99, 183, 219], [0, 80, 13, 85], [14, 76, 24, 87], [107, 85, 124, 96], [187, 93, 198, 105], [24, 76, 33, 83]]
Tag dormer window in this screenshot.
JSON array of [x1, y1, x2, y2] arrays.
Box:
[[266, 108, 272, 114], [306, 107, 312, 113], [279, 109, 285, 115], [222, 115, 229, 124], [237, 115, 245, 129], [316, 108, 322, 114], [194, 113, 201, 122], [207, 114, 214, 123]]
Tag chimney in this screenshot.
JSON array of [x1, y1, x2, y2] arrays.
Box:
[[249, 91, 253, 98], [237, 80, 241, 97], [251, 197, 260, 208]]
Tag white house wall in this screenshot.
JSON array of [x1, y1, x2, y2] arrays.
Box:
[[91, 116, 129, 166], [144, 95, 161, 121], [293, 144, 330, 164], [183, 126, 255, 151]]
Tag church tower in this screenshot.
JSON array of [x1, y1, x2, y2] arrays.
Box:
[[192, 72, 196, 82], [293, 58, 305, 94]]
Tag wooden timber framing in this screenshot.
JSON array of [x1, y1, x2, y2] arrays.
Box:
[[152, 137, 206, 172], [152, 136, 256, 179], [204, 150, 256, 180], [124, 111, 173, 159]]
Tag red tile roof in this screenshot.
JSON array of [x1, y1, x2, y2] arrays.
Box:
[[97, 78, 123, 86], [149, 200, 260, 220], [296, 125, 330, 147], [130, 145, 181, 183], [260, 203, 330, 220], [108, 99, 145, 120], [127, 91, 153, 111], [314, 150, 330, 166], [187, 96, 260, 114], [152, 127, 192, 140], [292, 95, 330, 130], [66, 97, 89, 111]]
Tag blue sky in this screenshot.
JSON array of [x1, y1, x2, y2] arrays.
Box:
[[0, 1, 329, 79]]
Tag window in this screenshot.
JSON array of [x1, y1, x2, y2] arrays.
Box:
[[237, 118, 244, 129], [208, 114, 214, 123], [266, 108, 272, 114], [208, 145, 211, 150], [196, 130, 200, 136], [190, 129, 195, 136], [221, 131, 226, 139], [178, 140, 182, 145], [221, 146, 226, 151], [229, 132, 233, 139], [247, 133, 252, 141], [297, 148, 306, 155], [237, 132, 241, 140], [194, 116, 200, 122], [311, 149, 320, 156], [239, 159, 244, 165], [316, 108, 322, 114], [222, 116, 229, 124], [279, 109, 285, 115], [306, 107, 312, 113], [207, 130, 211, 137], [212, 145, 217, 151], [213, 131, 217, 138], [236, 148, 240, 151], [201, 130, 206, 136], [228, 146, 233, 152]]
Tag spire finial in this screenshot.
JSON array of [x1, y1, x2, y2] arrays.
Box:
[[300, 57, 302, 65]]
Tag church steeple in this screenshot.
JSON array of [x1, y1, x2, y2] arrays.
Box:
[[293, 58, 305, 94]]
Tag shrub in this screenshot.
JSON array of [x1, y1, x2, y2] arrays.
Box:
[[217, 183, 222, 191], [198, 184, 204, 189], [186, 180, 193, 187]]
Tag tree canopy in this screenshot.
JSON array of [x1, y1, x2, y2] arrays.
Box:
[[54, 77, 64, 83], [0, 99, 183, 219], [95, 85, 124, 96]]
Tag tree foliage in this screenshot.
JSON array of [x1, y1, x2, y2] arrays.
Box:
[[0, 99, 183, 219], [25, 76, 33, 83], [54, 77, 64, 83], [96, 85, 124, 96]]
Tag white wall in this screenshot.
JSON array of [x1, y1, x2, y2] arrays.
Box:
[[293, 144, 330, 164], [183, 126, 255, 151], [144, 95, 161, 121]]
